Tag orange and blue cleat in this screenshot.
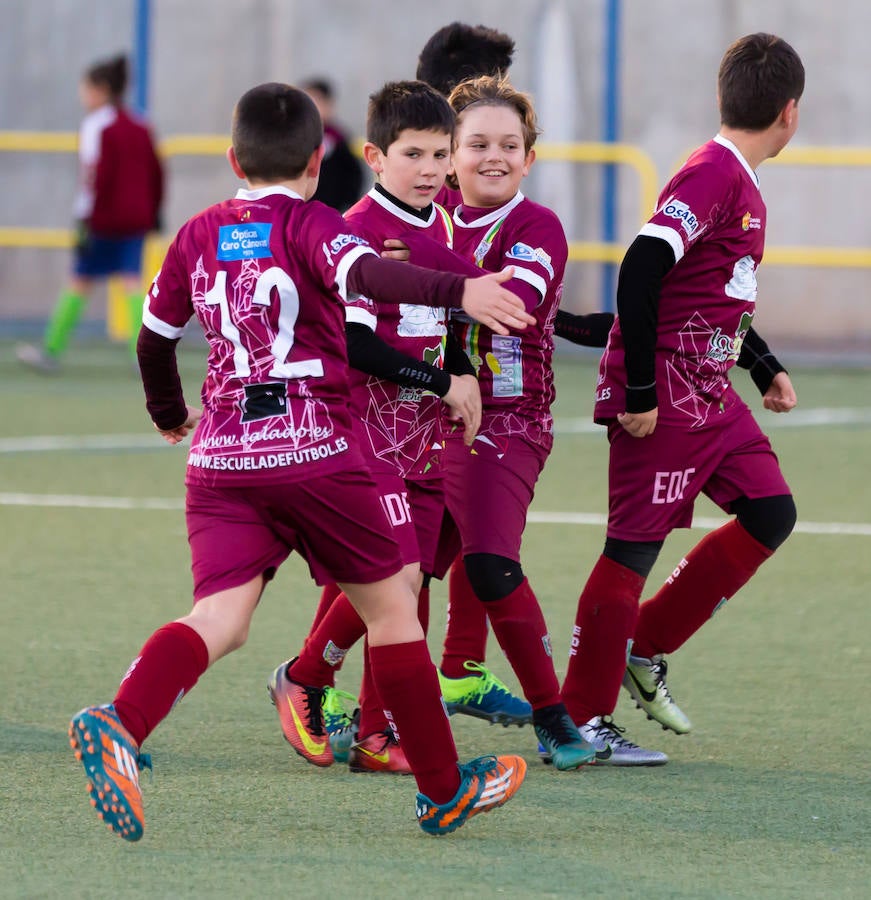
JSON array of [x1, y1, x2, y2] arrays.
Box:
[[416, 754, 526, 835], [69, 704, 151, 842]]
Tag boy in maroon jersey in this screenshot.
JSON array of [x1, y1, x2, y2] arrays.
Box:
[[387, 74, 601, 770], [67, 83, 533, 840], [558, 34, 803, 763], [270, 80, 532, 776]]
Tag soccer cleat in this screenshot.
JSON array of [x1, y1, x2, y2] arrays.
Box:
[[267, 660, 333, 767], [69, 704, 151, 841], [322, 687, 359, 764], [348, 729, 412, 775], [17, 343, 60, 374], [578, 716, 668, 766], [416, 754, 526, 836], [623, 654, 692, 734], [533, 704, 596, 770], [438, 661, 532, 726]]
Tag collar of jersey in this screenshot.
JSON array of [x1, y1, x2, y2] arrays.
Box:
[[712, 134, 760, 188], [452, 192, 524, 229], [369, 185, 437, 227], [235, 185, 304, 202]]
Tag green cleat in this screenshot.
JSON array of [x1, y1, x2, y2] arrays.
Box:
[[623, 654, 692, 734], [438, 661, 532, 726], [322, 686, 359, 763]]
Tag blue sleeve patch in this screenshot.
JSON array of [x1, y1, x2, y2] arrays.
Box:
[[217, 223, 273, 260], [507, 242, 554, 277]]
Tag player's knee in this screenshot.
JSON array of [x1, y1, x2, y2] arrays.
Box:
[[734, 494, 796, 550], [464, 553, 524, 603], [602, 537, 663, 578]]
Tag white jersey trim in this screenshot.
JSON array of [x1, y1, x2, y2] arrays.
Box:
[[234, 185, 305, 202], [368, 188, 437, 227], [344, 305, 378, 330], [453, 192, 525, 229], [509, 266, 547, 303], [638, 223, 684, 263], [336, 245, 378, 300], [713, 134, 760, 188], [142, 297, 187, 340]]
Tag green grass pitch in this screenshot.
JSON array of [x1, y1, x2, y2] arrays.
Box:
[[0, 339, 868, 898]]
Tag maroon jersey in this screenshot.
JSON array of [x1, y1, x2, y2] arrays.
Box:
[[75, 104, 163, 235], [449, 192, 566, 449], [596, 135, 766, 429], [344, 189, 454, 479], [143, 186, 378, 485]]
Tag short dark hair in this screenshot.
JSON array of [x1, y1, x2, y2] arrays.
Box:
[[416, 22, 515, 96], [85, 54, 128, 101], [718, 33, 805, 130], [367, 80, 455, 152], [301, 78, 334, 101], [231, 83, 323, 182]]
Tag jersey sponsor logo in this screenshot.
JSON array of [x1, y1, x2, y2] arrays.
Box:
[[660, 195, 700, 238], [489, 335, 523, 398], [506, 242, 554, 277], [707, 311, 755, 364], [651, 468, 695, 505], [741, 211, 762, 231], [329, 232, 369, 254], [216, 223, 272, 260], [397, 304, 447, 338], [724, 255, 758, 302]]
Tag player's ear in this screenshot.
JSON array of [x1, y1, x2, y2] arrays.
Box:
[[306, 143, 326, 178], [522, 148, 536, 177], [226, 147, 247, 180], [362, 142, 384, 174]]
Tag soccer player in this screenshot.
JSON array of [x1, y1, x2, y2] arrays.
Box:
[[269, 79, 529, 776], [414, 23, 614, 721], [388, 74, 598, 770], [67, 83, 531, 841], [558, 33, 803, 764], [18, 54, 163, 371]]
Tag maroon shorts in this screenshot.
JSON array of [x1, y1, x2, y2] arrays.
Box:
[[186, 469, 403, 601], [368, 469, 460, 580], [606, 407, 791, 542], [443, 432, 548, 561]]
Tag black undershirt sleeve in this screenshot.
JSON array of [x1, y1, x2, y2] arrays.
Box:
[[736, 326, 787, 395], [137, 326, 188, 431], [444, 330, 476, 377], [553, 310, 615, 348], [617, 235, 676, 413], [345, 322, 452, 397]]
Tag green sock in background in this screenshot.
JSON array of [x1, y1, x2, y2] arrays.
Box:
[[44, 290, 86, 357], [126, 292, 144, 360]]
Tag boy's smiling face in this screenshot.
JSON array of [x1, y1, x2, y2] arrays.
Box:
[[364, 128, 452, 209]]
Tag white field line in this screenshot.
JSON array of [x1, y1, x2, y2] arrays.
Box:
[[0, 406, 869, 454], [0, 492, 868, 537]]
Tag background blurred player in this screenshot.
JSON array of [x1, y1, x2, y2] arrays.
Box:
[[18, 54, 163, 372]]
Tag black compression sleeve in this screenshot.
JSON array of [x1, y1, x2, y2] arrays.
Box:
[[345, 322, 452, 397], [444, 330, 475, 376], [554, 310, 615, 348], [617, 235, 676, 413], [736, 326, 787, 395]]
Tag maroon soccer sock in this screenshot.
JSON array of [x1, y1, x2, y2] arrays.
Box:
[[113, 621, 209, 746], [439, 557, 489, 677], [561, 555, 645, 725], [308, 583, 342, 632], [291, 591, 366, 688], [356, 638, 388, 737], [632, 520, 774, 658], [368, 640, 459, 803], [484, 578, 561, 709]]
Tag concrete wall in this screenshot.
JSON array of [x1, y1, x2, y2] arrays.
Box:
[[2, 0, 869, 356]]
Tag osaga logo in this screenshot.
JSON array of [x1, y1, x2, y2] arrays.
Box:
[[660, 195, 700, 237], [506, 242, 554, 277], [330, 233, 369, 254]]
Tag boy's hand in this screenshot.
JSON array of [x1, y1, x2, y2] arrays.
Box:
[[617, 408, 657, 437], [381, 238, 410, 261], [443, 374, 482, 445], [762, 371, 796, 413], [461, 268, 535, 335], [156, 405, 202, 445]]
